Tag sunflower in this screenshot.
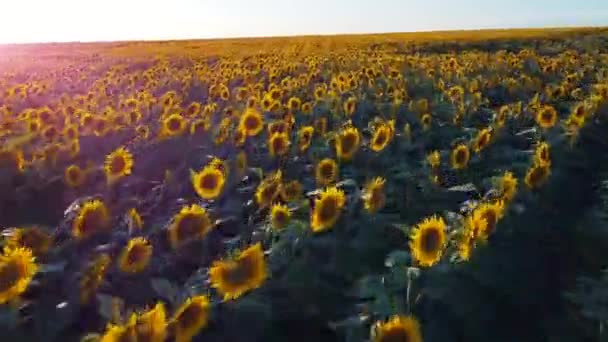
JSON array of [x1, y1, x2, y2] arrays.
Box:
[[191, 165, 226, 200], [534, 141, 551, 167], [127, 208, 144, 230], [536, 105, 558, 129], [118, 237, 152, 274], [311, 187, 346, 233], [268, 132, 291, 157], [171, 296, 210, 342], [100, 316, 137, 342], [168, 204, 213, 249], [135, 125, 150, 140], [409, 215, 446, 267], [209, 243, 267, 301], [297, 126, 315, 152], [372, 315, 423, 342], [239, 108, 264, 136], [496, 171, 518, 203], [472, 127, 492, 153], [335, 126, 361, 161], [65, 164, 86, 188], [362, 177, 386, 214], [0, 247, 38, 304], [525, 163, 551, 189], [343, 97, 357, 116], [280, 180, 303, 202], [255, 171, 283, 208], [450, 143, 470, 170], [270, 203, 291, 230], [136, 302, 167, 342], [80, 253, 111, 304], [315, 158, 339, 186], [4, 227, 53, 257], [161, 113, 187, 137], [314, 117, 328, 137], [421, 113, 432, 131], [288, 97, 302, 112], [472, 201, 505, 239], [426, 150, 441, 169], [72, 200, 111, 239], [104, 147, 134, 185], [370, 124, 392, 152]]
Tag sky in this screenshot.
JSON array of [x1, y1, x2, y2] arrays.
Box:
[[0, 0, 606, 44]]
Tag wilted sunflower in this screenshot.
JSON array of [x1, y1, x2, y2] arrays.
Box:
[[409, 215, 446, 267], [118, 237, 152, 274], [270, 203, 291, 230], [104, 147, 134, 185], [311, 187, 346, 233], [191, 164, 226, 200], [4, 227, 52, 257], [255, 171, 283, 208], [372, 315, 423, 342], [268, 132, 291, 157], [0, 247, 38, 304], [161, 113, 187, 137], [315, 158, 339, 186], [168, 204, 213, 249], [362, 177, 386, 214], [450, 143, 470, 170], [472, 201, 505, 239], [239, 108, 264, 136], [209, 243, 267, 300], [496, 171, 518, 203], [472, 127, 492, 153], [536, 105, 558, 129], [525, 163, 551, 189], [297, 126, 315, 152], [65, 164, 86, 188], [171, 296, 210, 342], [72, 200, 111, 239], [335, 126, 361, 161], [136, 302, 167, 342]]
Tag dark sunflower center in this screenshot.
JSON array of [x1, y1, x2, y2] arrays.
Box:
[[456, 149, 467, 163], [200, 173, 219, 190], [421, 228, 440, 253], [244, 115, 259, 130], [340, 133, 357, 153], [168, 118, 181, 132], [80, 209, 107, 235], [320, 164, 335, 179], [374, 130, 387, 146], [225, 256, 256, 285], [481, 211, 498, 234], [176, 215, 205, 242], [0, 261, 22, 293], [127, 244, 148, 265], [176, 304, 204, 330], [318, 197, 338, 222], [110, 156, 126, 174]]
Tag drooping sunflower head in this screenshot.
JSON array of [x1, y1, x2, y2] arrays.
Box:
[[168, 204, 213, 249], [209, 243, 267, 301], [311, 187, 346, 233], [371, 315, 423, 342], [72, 200, 111, 239], [270, 203, 291, 230], [0, 247, 39, 304], [536, 105, 558, 129], [255, 170, 283, 208], [472, 127, 492, 153], [104, 147, 134, 185], [297, 126, 315, 152], [362, 177, 386, 214], [118, 237, 152, 274], [496, 171, 518, 203], [268, 132, 291, 157], [65, 164, 86, 188], [191, 165, 226, 200], [450, 143, 470, 170], [239, 108, 264, 137], [472, 201, 505, 239], [525, 163, 551, 189], [409, 215, 447, 267], [315, 158, 339, 186], [335, 126, 361, 161], [170, 295, 210, 342]]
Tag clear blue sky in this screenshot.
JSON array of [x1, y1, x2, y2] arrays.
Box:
[[0, 0, 606, 43]]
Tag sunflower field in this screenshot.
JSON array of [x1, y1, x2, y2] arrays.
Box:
[[1, 27, 608, 342]]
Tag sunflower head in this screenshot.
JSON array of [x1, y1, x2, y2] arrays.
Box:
[[362, 177, 386, 214], [421, 113, 432, 131], [314, 117, 328, 137], [409, 215, 447, 267], [65, 164, 86, 188], [426, 150, 441, 169], [315, 158, 339, 186], [534, 141, 551, 167], [270, 203, 291, 230], [450, 143, 470, 170], [0, 247, 38, 304], [209, 243, 267, 300], [536, 105, 558, 129], [371, 315, 423, 342], [255, 171, 283, 208], [472, 127, 492, 153], [161, 113, 187, 138], [118, 237, 152, 274], [170, 296, 210, 342], [72, 200, 111, 239], [335, 126, 361, 161], [191, 165, 226, 200], [168, 204, 213, 249], [104, 147, 134, 185], [370, 124, 392, 152], [136, 302, 167, 342], [311, 187, 346, 233], [472, 201, 505, 239], [268, 132, 291, 157], [525, 163, 551, 189], [496, 171, 518, 203], [297, 126, 315, 152], [343, 97, 357, 116], [4, 227, 53, 257], [239, 108, 264, 137]]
